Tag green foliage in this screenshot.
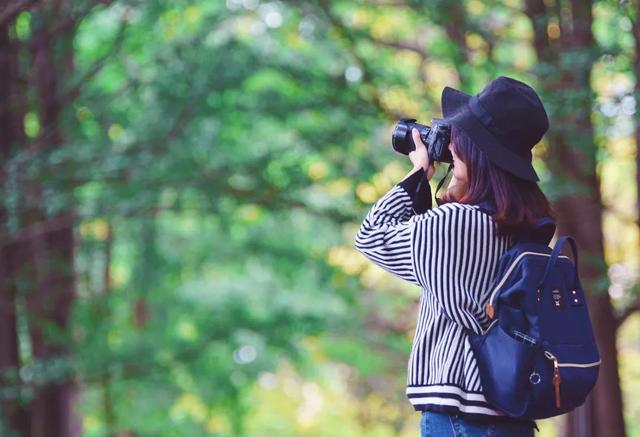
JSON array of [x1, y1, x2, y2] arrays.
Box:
[[3, 0, 640, 435]]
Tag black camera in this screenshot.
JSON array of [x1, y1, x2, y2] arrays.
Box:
[[391, 118, 453, 164]]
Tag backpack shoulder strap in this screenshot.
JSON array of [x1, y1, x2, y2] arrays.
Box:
[[539, 235, 580, 289], [472, 202, 556, 246], [472, 199, 497, 216], [515, 217, 556, 245]]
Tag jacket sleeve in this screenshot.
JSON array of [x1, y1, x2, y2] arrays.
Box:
[[356, 168, 493, 333], [354, 167, 432, 286]]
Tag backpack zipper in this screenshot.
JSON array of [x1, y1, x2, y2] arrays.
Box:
[[544, 351, 600, 409], [488, 251, 572, 311], [556, 360, 601, 368], [481, 318, 499, 335]]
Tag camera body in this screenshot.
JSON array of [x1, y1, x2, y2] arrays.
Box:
[[392, 118, 453, 164]]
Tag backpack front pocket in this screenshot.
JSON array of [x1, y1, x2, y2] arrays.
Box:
[[469, 320, 537, 417], [526, 343, 600, 418]]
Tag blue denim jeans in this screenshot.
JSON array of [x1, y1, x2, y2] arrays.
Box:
[[420, 411, 535, 437]]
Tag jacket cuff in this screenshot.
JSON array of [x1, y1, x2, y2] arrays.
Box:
[[397, 167, 432, 214]]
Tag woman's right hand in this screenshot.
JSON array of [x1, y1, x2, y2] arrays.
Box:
[[410, 128, 436, 180]]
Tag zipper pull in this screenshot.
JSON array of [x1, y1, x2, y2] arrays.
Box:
[[545, 351, 562, 409], [552, 363, 561, 408], [485, 303, 495, 319]]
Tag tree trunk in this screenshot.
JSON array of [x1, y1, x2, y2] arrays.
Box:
[[525, 0, 626, 435], [0, 21, 31, 437], [633, 0, 640, 292], [21, 2, 81, 435]]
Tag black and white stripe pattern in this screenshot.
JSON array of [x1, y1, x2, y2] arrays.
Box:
[[355, 183, 513, 417]]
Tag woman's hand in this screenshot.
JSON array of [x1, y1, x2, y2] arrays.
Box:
[[410, 128, 436, 180]]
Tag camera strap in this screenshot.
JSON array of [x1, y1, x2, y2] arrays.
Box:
[[434, 163, 454, 206]]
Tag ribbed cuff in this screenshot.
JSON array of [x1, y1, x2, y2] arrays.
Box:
[[397, 167, 432, 214]]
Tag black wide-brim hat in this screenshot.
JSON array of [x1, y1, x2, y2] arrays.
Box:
[[441, 76, 549, 182]]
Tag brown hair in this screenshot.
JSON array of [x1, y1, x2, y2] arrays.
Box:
[[439, 126, 556, 237]]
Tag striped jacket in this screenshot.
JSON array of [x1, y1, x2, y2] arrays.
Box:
[[355, 167, 522, 422]]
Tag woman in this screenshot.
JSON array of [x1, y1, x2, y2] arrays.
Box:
[[355, 76, 555, 436]]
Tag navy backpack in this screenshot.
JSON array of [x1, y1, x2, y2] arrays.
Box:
[[468, 210, 601, 420]]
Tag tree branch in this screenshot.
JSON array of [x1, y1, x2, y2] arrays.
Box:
[[310, 0, 401, 119], [59, 11, 128, 105], [370, 36, 429, 59]]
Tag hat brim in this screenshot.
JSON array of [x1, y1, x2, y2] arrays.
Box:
[[441, 86, 540, 182]]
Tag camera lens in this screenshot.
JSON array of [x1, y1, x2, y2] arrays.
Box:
[[392, 121, 411, 155]]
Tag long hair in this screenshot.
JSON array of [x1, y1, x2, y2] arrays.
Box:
[[439, 126, 556, 237]]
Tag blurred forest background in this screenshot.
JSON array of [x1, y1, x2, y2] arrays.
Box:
[[0, 0, 639, 436]]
